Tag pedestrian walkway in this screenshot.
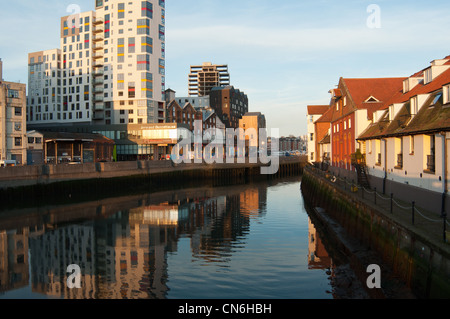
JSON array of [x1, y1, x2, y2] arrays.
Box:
[[307, 165, 450, 254]]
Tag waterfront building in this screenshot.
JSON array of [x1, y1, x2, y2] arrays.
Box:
[[327, 77, 405, 173], [314, 107, 333, 165], [166, 100, 202, 131], [26, 0, 169, 161], [209, 86, 249, 129], [188, 62, 230, 97], [239, 112, 267, 155], [0, 58, 28, 165], [27, 0, 166, 127], [357, 56, 450, 212], [307, 105, 329, 163]]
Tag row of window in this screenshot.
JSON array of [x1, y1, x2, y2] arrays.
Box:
[[32, 111, 89, 121], [333, 118, 352, 133]]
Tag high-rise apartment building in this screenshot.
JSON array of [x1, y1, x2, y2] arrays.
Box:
[[27, 0, 166, 127], [188, 62, 230, 97]]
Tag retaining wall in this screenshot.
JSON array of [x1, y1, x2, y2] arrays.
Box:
[[301, 167, 450, 299]]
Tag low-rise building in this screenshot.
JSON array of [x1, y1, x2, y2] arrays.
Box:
[[0, 59, 28, 166], [307, 105, 329, 162], [239, 112, 266, 156], [357, 56, 450, 213]]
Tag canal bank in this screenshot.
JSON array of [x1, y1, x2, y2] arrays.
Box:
[[0, 156, 306, 211], [301, 165, 450, 298]]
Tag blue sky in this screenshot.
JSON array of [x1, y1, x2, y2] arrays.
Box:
[[1, 0, 450, 136]]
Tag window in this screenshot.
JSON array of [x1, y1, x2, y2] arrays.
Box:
[[14, 107, 22, 116], [430, 92, 442, 106], [8, 89, 19, 98], [128, 37, 135, 53], [137, 54, 150, 71], [128, 82, 135, 98], [137, 19, 150, 35], [118, 3, 125, 19], [141, 1, 153, 18], [141, 36, 153, 53], [411, 97, 418, 115], [14, 137, 22, 147], [159, 24, 165, 40], [424, 68, 432, 84], [443, 85, 450, 105]]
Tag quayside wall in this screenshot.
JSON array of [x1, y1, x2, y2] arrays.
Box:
[[0, 157, 305, 210], [301, 166, 450, 299]]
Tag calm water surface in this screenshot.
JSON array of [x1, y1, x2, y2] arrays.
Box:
[[0, 177, 354, 299]]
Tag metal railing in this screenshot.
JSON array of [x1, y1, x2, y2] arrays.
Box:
[[305, 164, 449, 243]]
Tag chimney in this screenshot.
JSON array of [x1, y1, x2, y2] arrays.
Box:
[[0, 58, 3, 82]]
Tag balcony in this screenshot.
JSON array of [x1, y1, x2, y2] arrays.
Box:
[[94, 79, 103, 86], [93, 18, 103, 25], [93, 111, 104, 120], [93, 69, 104, 76], [93, 34, 104, 42], [426, 155, 435, 172], [93, 27, 103, 34], [94, 94, 104, 102], [94, 103, 105, 111], [93, 87, 104, 94], [93, 62, 104, 68]]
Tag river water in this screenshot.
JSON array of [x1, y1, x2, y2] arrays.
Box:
[[0, 176, 369, 299]]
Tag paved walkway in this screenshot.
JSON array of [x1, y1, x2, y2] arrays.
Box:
[[307, 166, 450, 255]]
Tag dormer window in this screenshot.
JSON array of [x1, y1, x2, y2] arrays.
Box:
[[424, 68, 432, 84], [430, 92, 442, 107], [411, 96, 418, 115], [365, 96, 379, 103], [443, 85, 450, 105], [403, 79, 409, 93]]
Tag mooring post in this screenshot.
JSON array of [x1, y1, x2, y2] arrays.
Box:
[[412, 201, 415, 225], [374, 187, 377, 205]]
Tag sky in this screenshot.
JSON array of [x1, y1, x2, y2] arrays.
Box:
[[1, 0, 450, 137]]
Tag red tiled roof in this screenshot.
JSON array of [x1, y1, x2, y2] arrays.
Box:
[[307, 105, 329, 115], [315, 106, 333, 123], [384, 66, 450, 106], [343, 77, 406, 110]]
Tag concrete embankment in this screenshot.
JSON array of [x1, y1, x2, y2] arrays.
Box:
[[0, 156, 306, 210], [301, 166, 450, 299]]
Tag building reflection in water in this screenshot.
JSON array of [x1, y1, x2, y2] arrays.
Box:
[[0, 180, 335, 299]]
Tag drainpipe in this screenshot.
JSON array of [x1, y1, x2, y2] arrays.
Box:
[[381, 138, 387, 194], [440, 132, 448, 217]]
